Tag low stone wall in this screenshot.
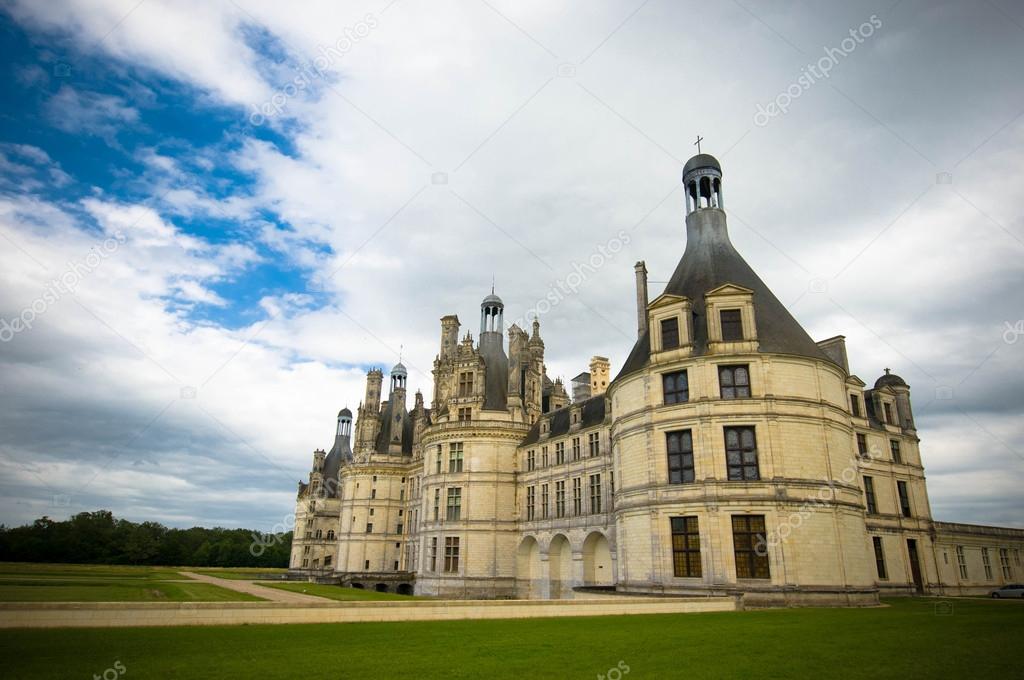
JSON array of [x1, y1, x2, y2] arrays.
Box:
[[0, 596, 737, 629]]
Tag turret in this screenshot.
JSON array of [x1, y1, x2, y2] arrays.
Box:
[[439, 315, 460, 361]]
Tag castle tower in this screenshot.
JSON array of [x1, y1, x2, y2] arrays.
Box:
[[608, 151, 878, 605], [478, 290, 508, 412]]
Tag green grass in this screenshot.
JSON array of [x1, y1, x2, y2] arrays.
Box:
[[0, 563, 189, 580], [0, 598, 1021, 679], [189, 567, 289, 580], [0, 581, 263, 602], [262, 582, 428, 601], [0, 563, 261, 602]]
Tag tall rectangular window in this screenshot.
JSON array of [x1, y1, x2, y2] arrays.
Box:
[[670, 516, 702, 577], [720, 309, 743, 341], [982, 548, 993, 580], [883, 402, 894, 425], [660, 317, 679, 350], [555, 480, 566, 518], [365, 523, 373, 533], [433, 488, 440, 521], [667, 430, 695, 483], [863, 476, 877, 514], [555, 442, 565, 465], [856, 433, 868, 456], [588, 432, 600, 457], [872, 536, 888, 580], [435, 445, 442, 474], [444, 537, 460, 573], [572, 478, 582, 516], [732, 515, 770, 579], [527, 450, 535, 471], [662, 370, 689, 404], [571, 437, 581, 461], [1015, 549, 1021, 567], [589, 474, 602, 513], [956, 545, 968, 579], [850, 394, 861, 417], [719, 365, 751, 399], [541, 446, 549, 467], [999, 548, 1012, 579], [897, 481, 912, 518], [458, 372, 473, 397], [541, 484, 549, 519], [725, 426, 760, 481], [446, 487, 461, 521], [526, 486, 535, 521], [449, 442, 464, 473], [429, 537, 438, 571], [889, 440, 902, 464]]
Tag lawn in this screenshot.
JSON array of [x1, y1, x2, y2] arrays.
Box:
[[0, 562, 188, 580], [0, 563, 262, 602], [1, 598, 1021, 679], [262, 582, 428, 601], [189, 567, 289, 580]]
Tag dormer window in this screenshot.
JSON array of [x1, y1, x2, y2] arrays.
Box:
[[720, 309, 743, 341], [660, 317, 679, 350]]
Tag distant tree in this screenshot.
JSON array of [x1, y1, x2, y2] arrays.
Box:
[[0, 511, 292, 568]]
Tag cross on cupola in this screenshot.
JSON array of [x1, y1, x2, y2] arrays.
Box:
[[693, 134, 703, 154]]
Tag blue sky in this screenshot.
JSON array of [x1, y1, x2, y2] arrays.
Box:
[[0, 0, 1022, 531]]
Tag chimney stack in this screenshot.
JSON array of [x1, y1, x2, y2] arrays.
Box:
[[634, 261, 648, 337]]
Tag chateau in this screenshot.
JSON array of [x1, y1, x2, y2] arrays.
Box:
[[290, 153, 1024, 605]]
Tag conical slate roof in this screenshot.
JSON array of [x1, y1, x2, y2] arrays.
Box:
[[617, 176, 832, 379]]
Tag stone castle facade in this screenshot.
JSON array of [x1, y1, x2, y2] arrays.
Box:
[[290, 154, 1023, 605]]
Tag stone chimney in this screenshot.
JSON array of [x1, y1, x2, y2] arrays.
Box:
[[634, 261, 648, 337]]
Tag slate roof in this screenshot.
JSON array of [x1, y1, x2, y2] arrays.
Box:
[[615, 203, 834, 381], [521, 394, 607, 446]]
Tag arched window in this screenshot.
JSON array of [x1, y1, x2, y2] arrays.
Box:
[[315, 529, 323, 539], [326, 530, 335, 540]]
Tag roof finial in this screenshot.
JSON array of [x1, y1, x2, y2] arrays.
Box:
[[491, 274, 495, 295], [884, 367, 891, 374], [399, 344, 403, 363], [694, 134, 703, 154]]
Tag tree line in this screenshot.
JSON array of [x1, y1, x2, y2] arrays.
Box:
[[0, 510, 292, 567]]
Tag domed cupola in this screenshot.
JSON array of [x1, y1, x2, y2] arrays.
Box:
[[683, 153, 723, 215], [481, 288, 504, 335], [390, 361, 408, 392], [874, 368, 908, 389], [336, 408, 353, 437]]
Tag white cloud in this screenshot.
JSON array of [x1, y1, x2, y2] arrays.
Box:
[[2, 0, 1022, 529]]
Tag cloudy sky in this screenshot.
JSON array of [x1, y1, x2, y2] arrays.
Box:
[[0, 0, 1021, 532]]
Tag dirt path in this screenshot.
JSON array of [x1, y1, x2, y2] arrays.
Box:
[[178, 571, 328, 603]]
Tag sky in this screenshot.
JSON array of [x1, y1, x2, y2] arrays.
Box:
[[0, 0, 1022, 532]]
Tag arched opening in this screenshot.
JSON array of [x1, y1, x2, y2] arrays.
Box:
[[375, 583, 389, 593], [516, 536, 542, 599], [396, 583, 413, 596], [351, 583, 364, 589], [548, 534, 572, 599], [582, 532, 613, 586]]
